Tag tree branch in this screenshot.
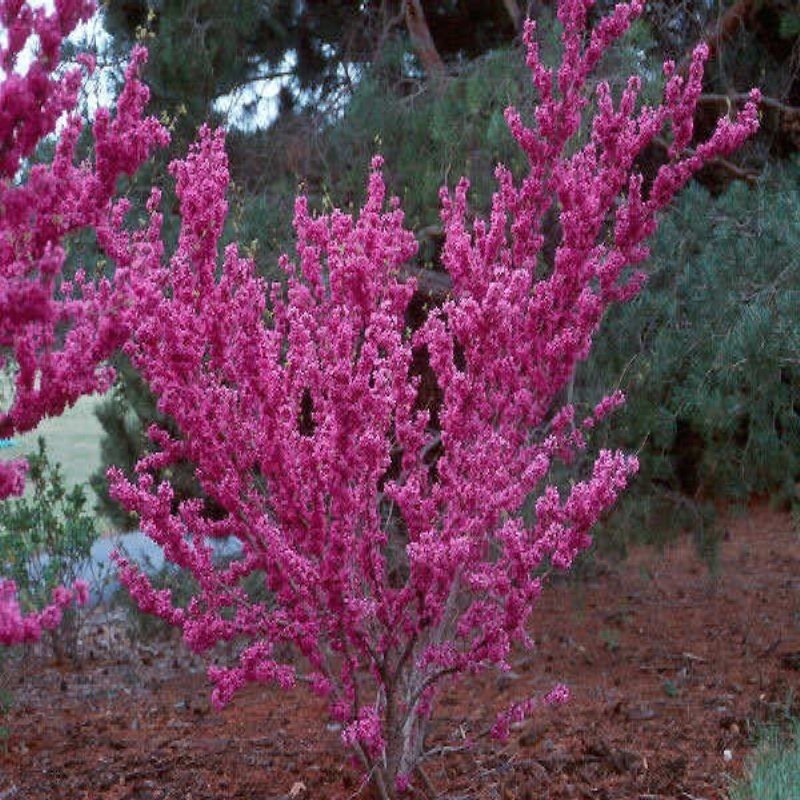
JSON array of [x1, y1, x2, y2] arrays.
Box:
[[502, 0, 524, 32], [403, 0, 446, 84], [698, 92, 800, 119], [676, 0, 755, 76], [652, 136, 760, 185]]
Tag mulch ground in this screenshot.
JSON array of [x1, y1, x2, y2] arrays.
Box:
[[1, 505, 799, 799]]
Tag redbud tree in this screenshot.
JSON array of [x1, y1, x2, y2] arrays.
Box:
[[108, 0, 758, 795], [0, 0, 167, 644]]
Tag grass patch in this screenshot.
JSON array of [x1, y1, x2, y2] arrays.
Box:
[[729, 723, 800, 800], [1, 395, 104, 503]]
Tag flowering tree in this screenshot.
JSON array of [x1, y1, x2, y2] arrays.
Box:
[[0, 0, 167, 643], [106, 0, 759, 795]]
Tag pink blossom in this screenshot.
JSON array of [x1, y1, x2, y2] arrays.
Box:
[[0, 580, 86, 647], [73, 579, 89, 606], [342, 706, 386, 757], [545, 683, 570, 706], [0, 0, 167, 645], [0, 0, 168, 454], [0, 460, 27, 498], [491, 696, 540, 742]]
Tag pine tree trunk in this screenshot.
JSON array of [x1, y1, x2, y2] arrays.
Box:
[[676, 0, 755, 76], [404, 0, 446, 83], [502, 0, 523, 31]]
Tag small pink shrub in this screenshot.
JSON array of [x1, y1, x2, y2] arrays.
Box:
[[0, 0, 759, 793], [107, 1, 758, 794]]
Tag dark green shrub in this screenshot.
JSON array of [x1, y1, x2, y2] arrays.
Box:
[[578, 161, 800, 555]]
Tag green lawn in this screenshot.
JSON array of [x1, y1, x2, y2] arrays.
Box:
[[1, 395, 104, 498]]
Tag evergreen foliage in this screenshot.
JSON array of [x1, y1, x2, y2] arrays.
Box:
[[579, 161, 800, 551], [102, 0, 293, 133], [322, 45, 534, 241], [101, 0, 517, 132]]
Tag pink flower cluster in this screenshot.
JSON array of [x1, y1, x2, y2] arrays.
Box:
[[0, 1, 168, 485], [0, 578, 88, 646], [0, 0, 167, 643], [491, 683, 570, 742], [104, 0, 758, 791]]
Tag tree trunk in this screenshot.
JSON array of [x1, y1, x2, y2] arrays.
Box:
[[502, 0, 523, 32], [676, 0, 755, 76], [404, 0, 446, 83]]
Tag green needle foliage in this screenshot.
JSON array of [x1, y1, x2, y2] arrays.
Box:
[[579, 160, 800, 555]]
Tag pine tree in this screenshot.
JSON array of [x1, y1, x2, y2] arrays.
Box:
[[578, 161, 800, 553], [101, 1, 519, 131]]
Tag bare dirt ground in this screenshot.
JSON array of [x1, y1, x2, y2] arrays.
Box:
[[1, 505, 799, 799]]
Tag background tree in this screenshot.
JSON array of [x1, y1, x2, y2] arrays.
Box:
[[101, 0, 519, 129], [93, 0, 798, 541], [102, 0, 296, 136]]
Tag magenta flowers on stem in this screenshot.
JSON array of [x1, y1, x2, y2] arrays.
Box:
[[0, 578, 88, 647]]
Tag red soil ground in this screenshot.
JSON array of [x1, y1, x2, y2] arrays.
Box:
[[1, 505, 799, 799]]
